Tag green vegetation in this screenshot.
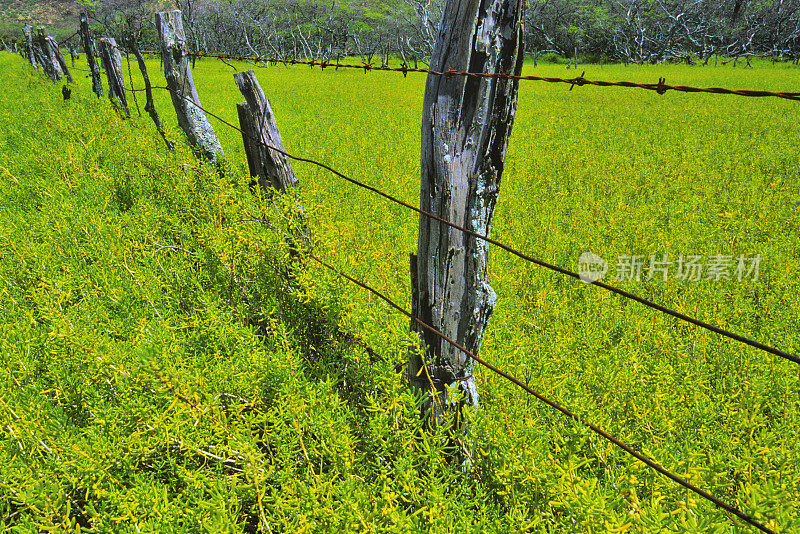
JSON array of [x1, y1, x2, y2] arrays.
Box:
[[1, 51, 799, 532]]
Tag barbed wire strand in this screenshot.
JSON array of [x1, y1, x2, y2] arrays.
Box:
[[186, 49, 800, 102], [306, 252, 776, 534], [128, 79, 800, 367], [57, 30, 80, 47], [90, 36, 800, 102]]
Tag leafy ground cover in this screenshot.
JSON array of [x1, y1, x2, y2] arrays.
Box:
[[1, 50, 799, 532]]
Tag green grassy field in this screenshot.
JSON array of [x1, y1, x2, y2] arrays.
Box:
[[1, 50, 799, 532]]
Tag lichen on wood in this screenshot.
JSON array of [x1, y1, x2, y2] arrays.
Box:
[[410, 0, 525, 456]]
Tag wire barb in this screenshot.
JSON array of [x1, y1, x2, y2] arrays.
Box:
[[569, 71, 586, 91], [656, 76, 669, 95]]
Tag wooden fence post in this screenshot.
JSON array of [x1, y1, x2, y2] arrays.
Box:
[[31, 28, 52, 77], [99, 38, 129, 117], [80, 13, 103, 98], [234, 70, 299, 193], [155, 10, 223, 165], [23, 24, 37, 69], [35, 28, 62, 82], [409, 0, 525, 455], [70, 46, 77, 67], [46, 36, 74, 84]]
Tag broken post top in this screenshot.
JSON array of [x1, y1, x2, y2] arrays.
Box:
[[99, 38, 129, 116], [155, 11, 186, 52], [424, 0, 525, 173], [155, 9, 201, 105], [234, 71, 268, 114], [234, 69, 299, 193]]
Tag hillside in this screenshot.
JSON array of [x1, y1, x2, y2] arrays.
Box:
[[0, 0, 80, 32]]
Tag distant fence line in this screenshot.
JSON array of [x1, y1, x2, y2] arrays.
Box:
[[14, 13, 799, 534]]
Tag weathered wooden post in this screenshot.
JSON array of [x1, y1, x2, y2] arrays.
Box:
[[80, 14, 103, 98], [35, 28, 62, 81], [31, 29, 51, 75], [69, 46, 78, 67], [99, 38, 129, 117], [234, 70, 299, 193], [46, 35, 74, 84], [409, 0, 525, 455], [23, 24, 37, 69], [156, 10, 223, 165]]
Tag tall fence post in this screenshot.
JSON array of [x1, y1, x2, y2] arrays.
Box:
[[234, 70, 299, 193], [31, 28, 52, 77], [155, 10, 223, 165], [35, 28, 62, 82], [80, 13, 103, 98], [23, 24, 37, 69], [409, 0, 525, 458], [99, 38, 129, 117]]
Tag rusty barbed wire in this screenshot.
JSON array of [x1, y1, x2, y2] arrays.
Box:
[[306, 252, 776, 534], [57, 30, 80, 47], [92, 36, 800, 102], [182, 49, 800, 102]]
